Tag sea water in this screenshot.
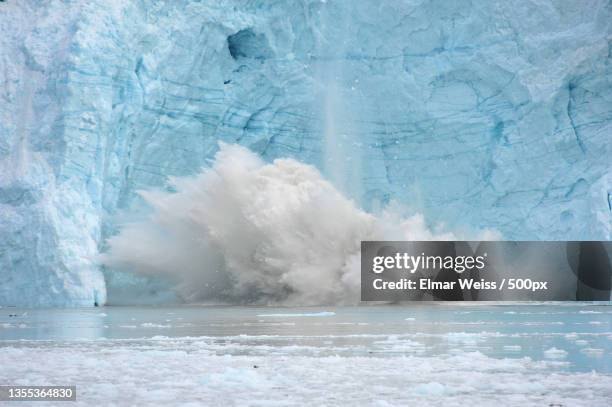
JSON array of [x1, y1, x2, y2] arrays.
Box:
[[1, 303, 610, 373]]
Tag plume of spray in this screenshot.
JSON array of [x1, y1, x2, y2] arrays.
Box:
[[102, 143, 495, 305]]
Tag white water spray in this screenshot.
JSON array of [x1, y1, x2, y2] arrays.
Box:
[[103, 143, 495, 305]]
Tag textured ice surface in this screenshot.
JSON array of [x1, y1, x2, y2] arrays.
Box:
[[1, 304, 611, 405], [1, 1, 611, 305], [2, 346, 611, 406]]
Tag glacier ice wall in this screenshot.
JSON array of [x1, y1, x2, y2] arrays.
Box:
[[0, 0, 611, 306]]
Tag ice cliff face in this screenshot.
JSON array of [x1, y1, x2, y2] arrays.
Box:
[[0, 0, 611, 306]]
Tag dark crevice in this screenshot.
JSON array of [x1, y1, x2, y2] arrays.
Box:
[[227, 28, 273, 61]]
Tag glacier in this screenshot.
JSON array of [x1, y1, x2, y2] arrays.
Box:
[[0, 0, 611, 306]]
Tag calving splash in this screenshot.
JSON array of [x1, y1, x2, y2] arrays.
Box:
[[103, 143, 494, 305]]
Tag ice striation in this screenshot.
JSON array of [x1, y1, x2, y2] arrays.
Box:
[[0, 0, 611, 306]]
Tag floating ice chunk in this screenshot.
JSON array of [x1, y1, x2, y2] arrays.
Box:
[[2, 322, 27, 329], [544, 347, 568, 359], [581, 348, 604, 357], [256, 312, 335, 317], [141, 323, 171, 328], [564, 333, 579, 340], [503, 345, 522, 351]]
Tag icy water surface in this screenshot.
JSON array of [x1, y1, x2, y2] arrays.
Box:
[[1, 303, 611, 406]]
